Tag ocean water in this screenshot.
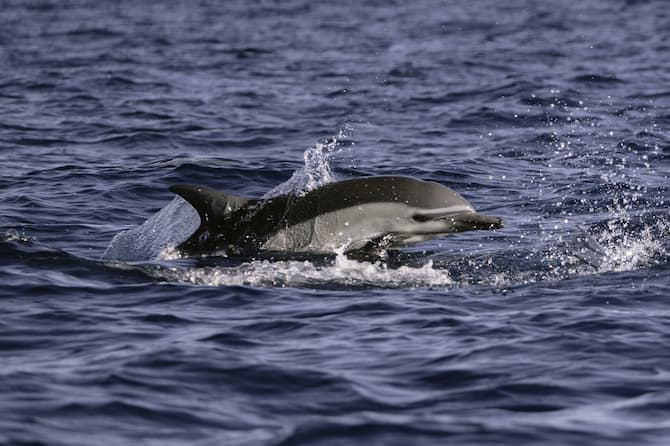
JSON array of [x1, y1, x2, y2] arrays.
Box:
[[2, 0, 670, 445]]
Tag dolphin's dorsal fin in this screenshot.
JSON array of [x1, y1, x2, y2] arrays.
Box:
[[169, 184, 251, 226]]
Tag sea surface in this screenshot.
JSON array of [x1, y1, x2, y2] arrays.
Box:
[[1, 1, 670, 445]]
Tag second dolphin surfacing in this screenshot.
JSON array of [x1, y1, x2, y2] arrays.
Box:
[[169, 176, 503, 257]]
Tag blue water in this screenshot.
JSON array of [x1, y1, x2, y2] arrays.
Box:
[[2, 1, 670, 444]]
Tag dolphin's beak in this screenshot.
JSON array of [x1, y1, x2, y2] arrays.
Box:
[[450, 212, 504, 230], [458, 212, 505, 229], [412, 209, 504, 232]]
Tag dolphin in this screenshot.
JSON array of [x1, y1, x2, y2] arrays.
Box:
[[169, 176, 503, 257]]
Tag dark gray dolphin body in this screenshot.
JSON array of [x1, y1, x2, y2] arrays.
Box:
[[170, 176, 503, 257]]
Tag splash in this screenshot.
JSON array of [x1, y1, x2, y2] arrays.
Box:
[[435, 212, 670, 290], [2, 228, 36, 244], [101, 197, 198, 261], [591, 217, 669, 272], [262, 127, 351, 198], [156, 245, 185, 261]]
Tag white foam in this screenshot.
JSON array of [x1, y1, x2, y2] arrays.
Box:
[[150, 250, 453, 288]]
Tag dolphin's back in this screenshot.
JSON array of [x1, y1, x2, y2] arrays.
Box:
[[285, 176, 474, 223]]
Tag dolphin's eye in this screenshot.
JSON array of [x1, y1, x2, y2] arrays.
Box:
[[412, 214, 430, 222]]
